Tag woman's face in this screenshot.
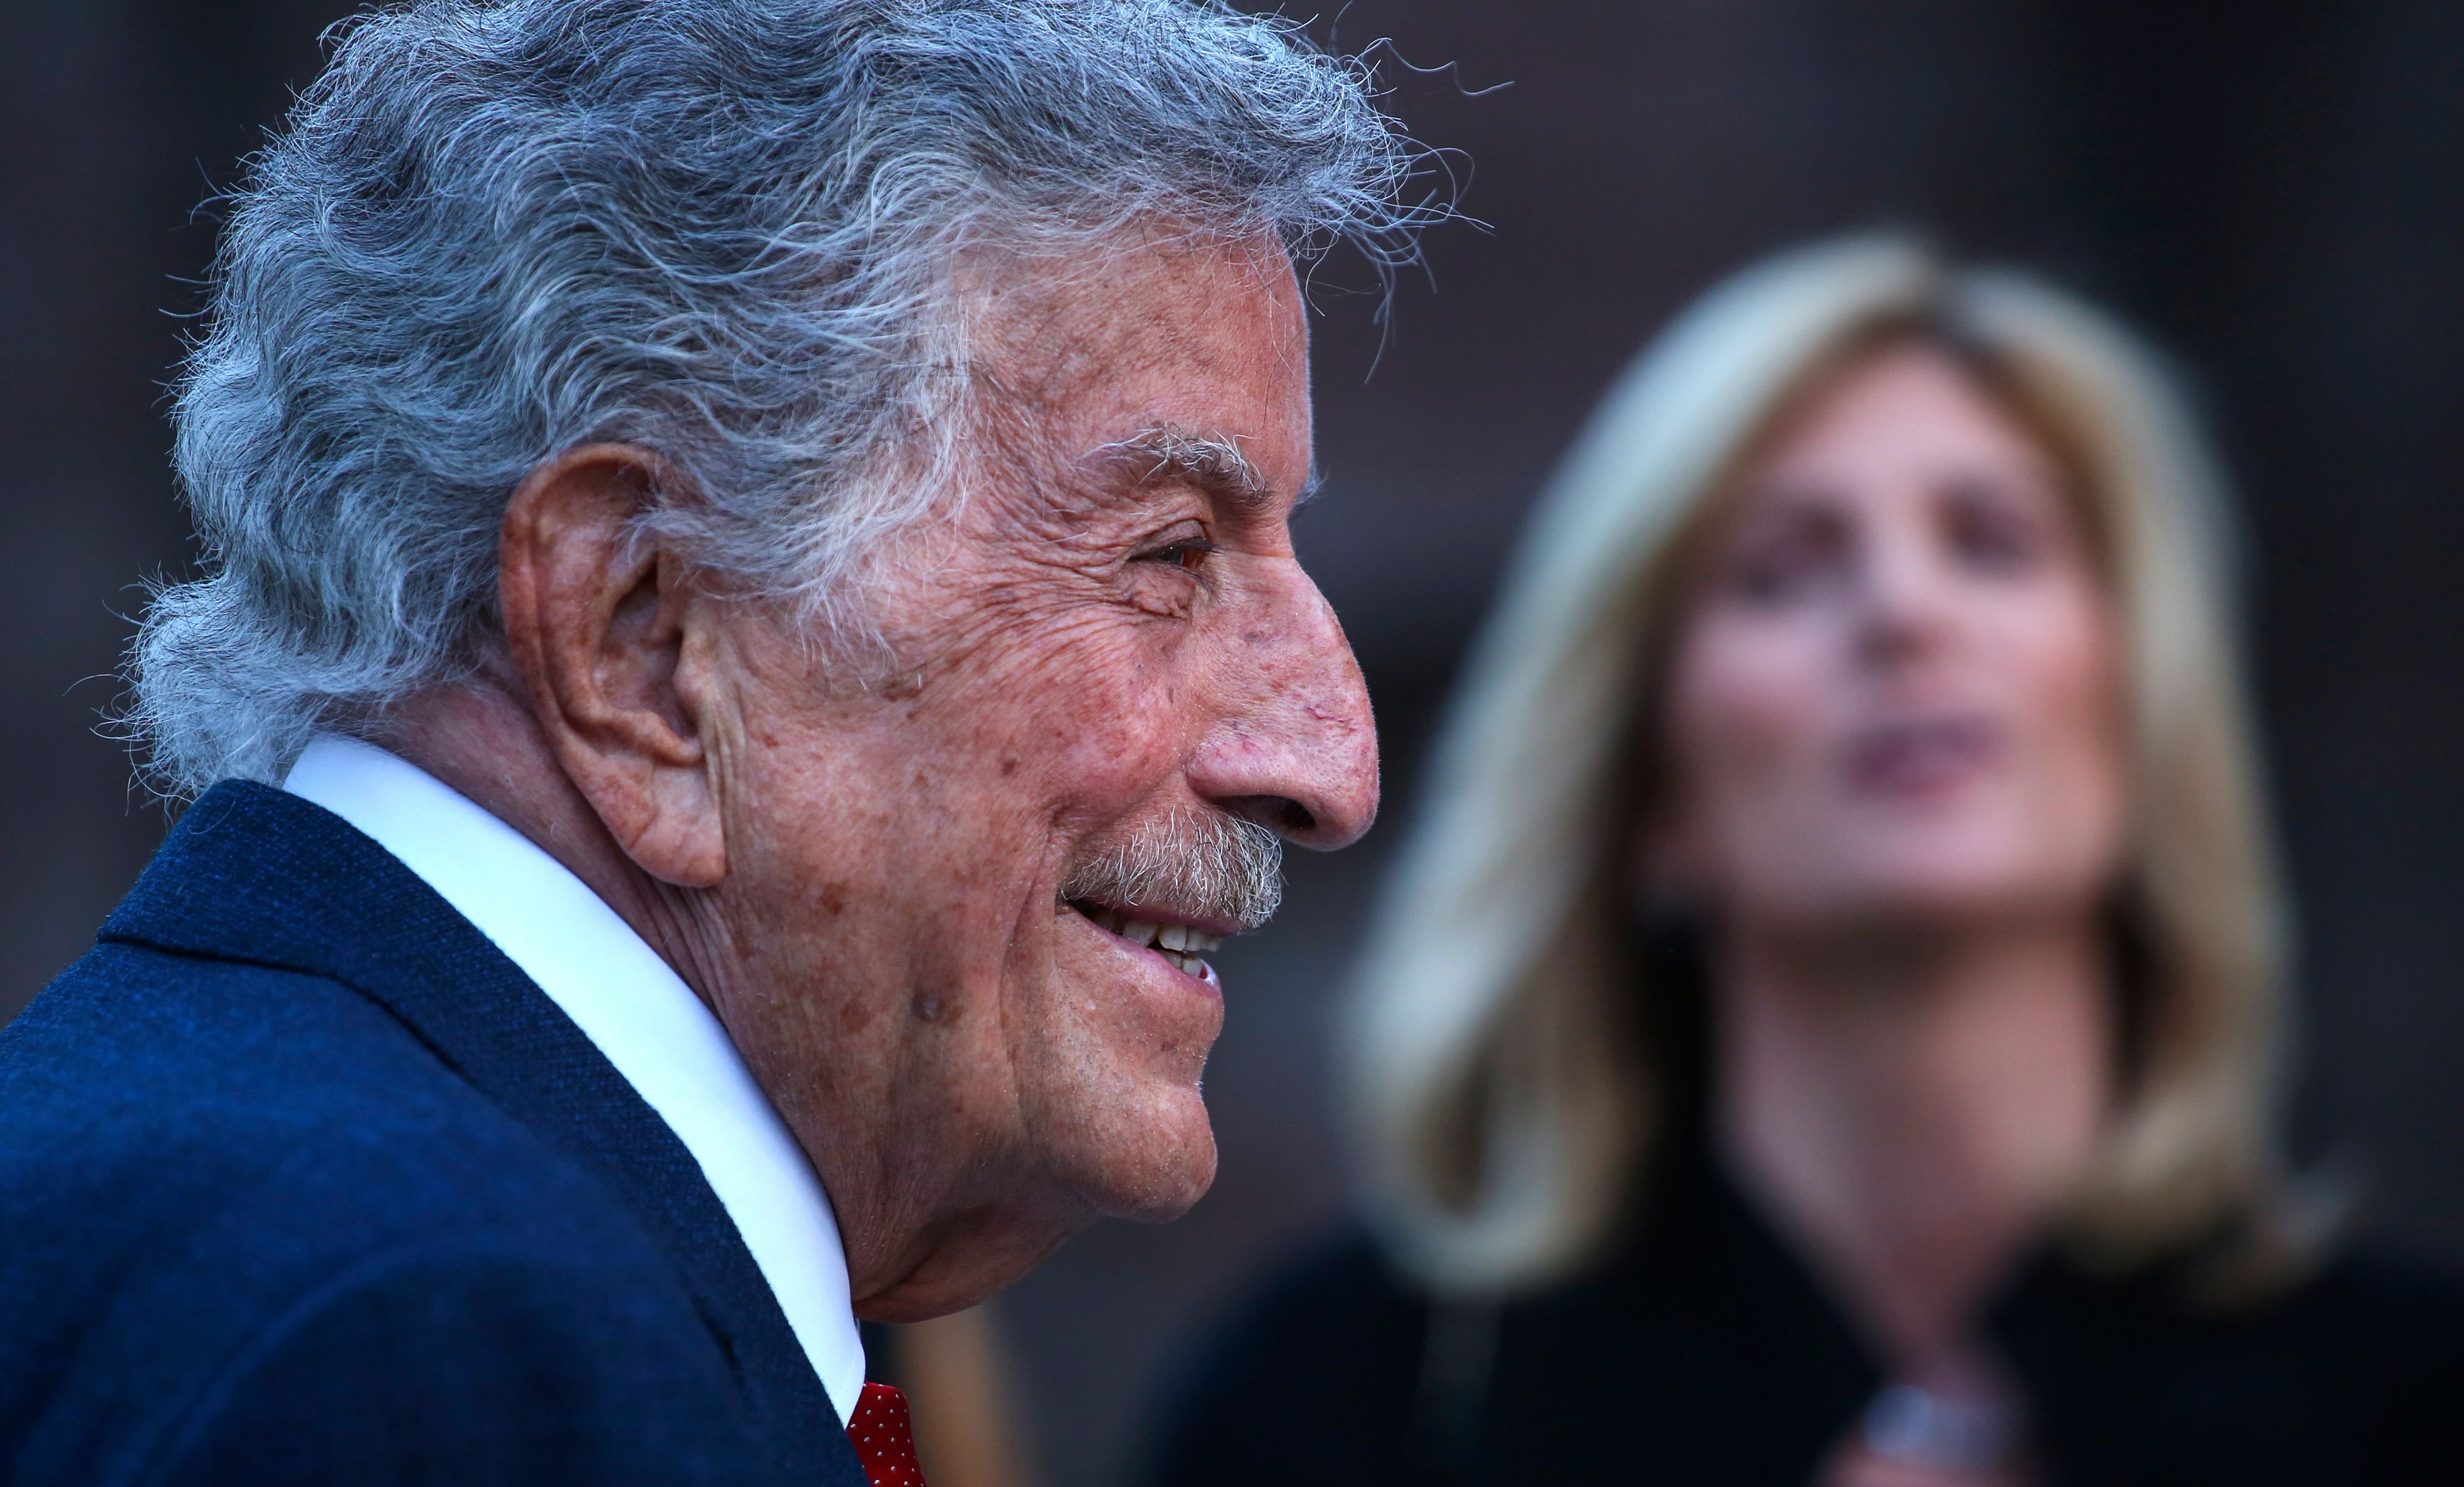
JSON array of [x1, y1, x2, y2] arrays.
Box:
[[1652, 342, 2128, 937]]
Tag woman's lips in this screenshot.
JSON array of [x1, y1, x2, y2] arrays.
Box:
[[1841, 714, 2002, 795]]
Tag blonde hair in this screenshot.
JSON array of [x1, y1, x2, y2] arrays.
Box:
[[1345, 233, 2296, 1294]]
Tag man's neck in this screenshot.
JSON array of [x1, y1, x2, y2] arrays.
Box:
[[370, 681, 1069, 1318], [381, 681, 739, 1012], [1712, 912, 2113, 1362]]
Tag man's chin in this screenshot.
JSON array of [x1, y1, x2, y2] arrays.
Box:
[[1103, 1172, 1215, 1226], [1017, 936, 1224, 1221], [1063, 1087, 1220, 1225]]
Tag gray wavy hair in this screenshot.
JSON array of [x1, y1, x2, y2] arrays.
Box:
[[129, 0, 1431, 796]]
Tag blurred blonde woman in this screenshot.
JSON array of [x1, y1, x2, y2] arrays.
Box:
[[1152, 236, 2464, 1487]]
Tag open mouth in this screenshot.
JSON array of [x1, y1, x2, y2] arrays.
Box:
[[1064, 899, 1226, 984]]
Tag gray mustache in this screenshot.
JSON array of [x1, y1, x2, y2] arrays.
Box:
[[1059, 809, 1285, 932]]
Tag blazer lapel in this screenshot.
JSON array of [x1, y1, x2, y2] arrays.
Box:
[[101, 781, 864, 1486]]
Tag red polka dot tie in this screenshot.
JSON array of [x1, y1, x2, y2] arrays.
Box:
[[847, 1381, 927, 1487]]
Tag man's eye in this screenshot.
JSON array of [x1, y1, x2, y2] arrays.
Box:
[[1146, 539, 1218, 572]]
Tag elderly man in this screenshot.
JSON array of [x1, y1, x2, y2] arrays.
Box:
[[0, 3, 1420, 1483]]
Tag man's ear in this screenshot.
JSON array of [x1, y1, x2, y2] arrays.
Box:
[[498, 443, 727, 888]]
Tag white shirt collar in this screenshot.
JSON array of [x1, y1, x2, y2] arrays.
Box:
[[284, 736, 867, 1424]]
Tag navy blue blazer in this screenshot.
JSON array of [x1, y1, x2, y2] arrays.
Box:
[[0, 781, 870, 1487]]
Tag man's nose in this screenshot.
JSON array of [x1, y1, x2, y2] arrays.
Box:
[[1187, 560, 1379, 851]]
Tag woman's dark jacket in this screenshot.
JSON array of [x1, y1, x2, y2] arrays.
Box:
[[1149, 1150, 2464, 1487]]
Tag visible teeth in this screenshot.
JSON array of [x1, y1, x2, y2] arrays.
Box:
[[1070, 901, 1227, 958]]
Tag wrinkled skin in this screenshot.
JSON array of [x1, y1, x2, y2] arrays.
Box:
[[396, 229, 1377, 1321]]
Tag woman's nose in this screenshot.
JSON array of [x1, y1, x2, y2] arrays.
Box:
[[1852, 527, 1957, 670]]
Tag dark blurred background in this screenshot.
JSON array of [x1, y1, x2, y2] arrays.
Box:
[[4, 4, 2460, 1485]]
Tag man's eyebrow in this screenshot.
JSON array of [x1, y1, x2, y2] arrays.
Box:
[[1091, 423, 1299, 517]]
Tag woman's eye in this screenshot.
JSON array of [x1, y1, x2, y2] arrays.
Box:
[[1725, 521, 1843, 606], [1943, 483, 2049, 573], [1732, 547, 1808, 601]]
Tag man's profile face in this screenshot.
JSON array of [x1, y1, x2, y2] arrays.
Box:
[[696, 231, 1377, 1317]]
